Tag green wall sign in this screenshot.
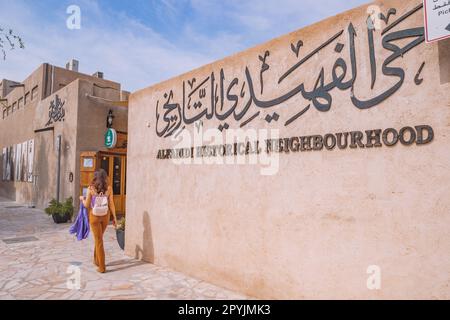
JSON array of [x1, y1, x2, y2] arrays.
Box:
[[105, 128, 117, 148]]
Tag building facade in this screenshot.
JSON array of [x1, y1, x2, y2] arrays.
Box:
[[126, 0, 450, 299], [0, 62, 129, 211]]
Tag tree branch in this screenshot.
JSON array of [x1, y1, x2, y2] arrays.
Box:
[[0, 27, 25, 60]]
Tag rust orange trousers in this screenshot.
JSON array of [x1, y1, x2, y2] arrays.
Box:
[[89, 213, 110, 273]]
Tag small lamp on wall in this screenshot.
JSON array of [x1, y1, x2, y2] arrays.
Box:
[[106, 109, 114, 128]]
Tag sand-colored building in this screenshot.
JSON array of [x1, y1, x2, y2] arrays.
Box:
[[0, 61, 129, 212], [126, 0, 450, 299]]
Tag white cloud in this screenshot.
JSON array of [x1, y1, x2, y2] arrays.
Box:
[[0, 0, 214, 91]]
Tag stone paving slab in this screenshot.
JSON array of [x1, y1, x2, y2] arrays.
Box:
[[0, 199, 248, 300]]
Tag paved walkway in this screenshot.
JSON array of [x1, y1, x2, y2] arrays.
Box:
[[0, 198, 247, 300]]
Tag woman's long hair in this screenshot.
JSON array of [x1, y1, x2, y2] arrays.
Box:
[[90, 169, 108, 194]]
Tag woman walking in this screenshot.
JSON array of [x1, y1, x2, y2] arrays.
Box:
[[80, 169, 117, 273]]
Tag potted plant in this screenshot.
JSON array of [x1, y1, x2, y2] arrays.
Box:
[[116, 216, 125, 250], [45, 197, 74, 224]]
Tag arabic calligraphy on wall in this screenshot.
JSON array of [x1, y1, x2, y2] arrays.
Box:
[[46, 94, 66, 127], [155, 3, 427, 139]]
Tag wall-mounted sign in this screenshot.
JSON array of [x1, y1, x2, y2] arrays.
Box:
[[83, 158, 94, 168], [424, 0, 450, 42], [108, 132, 128, 154], [105, 128, 117, 149], [157, 125, 435, 160]]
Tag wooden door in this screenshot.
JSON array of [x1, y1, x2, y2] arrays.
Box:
[[80, 152, 97, 198], [99, 153, 126, 215]]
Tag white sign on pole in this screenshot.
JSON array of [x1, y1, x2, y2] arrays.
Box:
[[424, 0, 450, 43]]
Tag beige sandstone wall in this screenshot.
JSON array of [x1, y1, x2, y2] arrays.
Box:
[[26, 80, 82, 209], [126, 0, 450, 299], [0, 65, 45, 203]]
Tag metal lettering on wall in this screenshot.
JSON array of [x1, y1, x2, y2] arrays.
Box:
[[155, 4, 426, 138], [46, 94, 66, 127], [156, 125, 434, 160]]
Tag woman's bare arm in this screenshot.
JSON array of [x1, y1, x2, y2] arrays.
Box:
[[81, 187, 92, 208]]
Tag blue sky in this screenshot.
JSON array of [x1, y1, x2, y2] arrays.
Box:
[[0, 0, 369, 91]]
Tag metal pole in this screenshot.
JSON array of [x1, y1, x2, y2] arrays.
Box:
[[31, 174, 38, 208], [28, 174, 38, 208], [56, 135, 61, 203]]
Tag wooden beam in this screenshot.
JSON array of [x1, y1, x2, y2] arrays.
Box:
[[85, 94, 128, 107]]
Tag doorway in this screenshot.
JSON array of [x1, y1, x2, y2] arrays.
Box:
[[80, 151, 127, 215], [99, 153, 127, 215]]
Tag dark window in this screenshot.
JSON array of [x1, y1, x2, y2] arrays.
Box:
[[112, 157, 121, 195], [100, 156, 110, 177]]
